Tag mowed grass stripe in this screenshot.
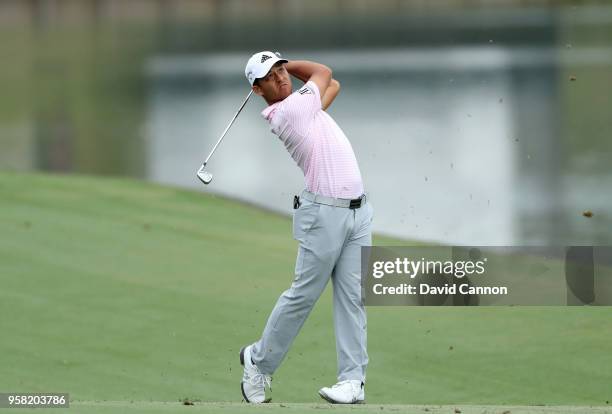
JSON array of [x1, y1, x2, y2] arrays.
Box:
[[16, 401, 612, 414]]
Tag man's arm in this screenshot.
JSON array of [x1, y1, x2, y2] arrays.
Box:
[[321, 79, 340, 111], [285, 60, 340, 110]]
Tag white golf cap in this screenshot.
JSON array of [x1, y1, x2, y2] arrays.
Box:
[[244, 51, 288, 85]]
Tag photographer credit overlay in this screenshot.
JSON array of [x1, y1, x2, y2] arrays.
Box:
[[360, 246, 612, 306]]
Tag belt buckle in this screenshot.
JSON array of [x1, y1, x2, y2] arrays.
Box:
[[349, 198, 361, 209]]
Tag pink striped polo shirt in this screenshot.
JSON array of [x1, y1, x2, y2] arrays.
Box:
[[261, 81, 364, 199]]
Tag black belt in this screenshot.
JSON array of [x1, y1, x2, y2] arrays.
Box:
[[294, 191, 366, 210]]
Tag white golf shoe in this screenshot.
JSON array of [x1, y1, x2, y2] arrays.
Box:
[[318, 380, 365, 404], [239, 345, 271, 403]]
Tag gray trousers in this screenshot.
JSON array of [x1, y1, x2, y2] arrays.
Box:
[[251, 193, 373, 382]]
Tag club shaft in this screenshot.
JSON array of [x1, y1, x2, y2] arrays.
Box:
[[203, 90, 253, 166]]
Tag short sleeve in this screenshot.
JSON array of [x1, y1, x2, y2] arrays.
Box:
[[278, 80, 322, 126]]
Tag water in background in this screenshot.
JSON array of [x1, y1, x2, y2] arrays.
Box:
[[1, 2, 611, 245], [146, 48, 612, 245]]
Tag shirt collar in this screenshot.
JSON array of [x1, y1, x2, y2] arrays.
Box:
[[261, 101, 281, 120]]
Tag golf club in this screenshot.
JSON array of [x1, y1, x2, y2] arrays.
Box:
[[196, 89, 254, 185]]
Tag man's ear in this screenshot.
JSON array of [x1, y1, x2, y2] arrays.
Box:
[[252, 84, 264, 97]]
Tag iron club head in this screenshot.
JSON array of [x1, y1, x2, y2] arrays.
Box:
[[197, 168, 213, 185]]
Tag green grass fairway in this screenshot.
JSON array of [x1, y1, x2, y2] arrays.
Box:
[[1, 172, 611, 414]]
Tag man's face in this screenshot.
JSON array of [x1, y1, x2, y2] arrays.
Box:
[[252, 62, 292, 104]]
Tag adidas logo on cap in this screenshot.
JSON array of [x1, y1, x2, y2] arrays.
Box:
[[260, 54, 272, 63]]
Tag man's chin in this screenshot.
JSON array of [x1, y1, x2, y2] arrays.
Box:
[[276, 89, 292, 102]]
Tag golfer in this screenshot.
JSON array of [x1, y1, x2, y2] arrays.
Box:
[[240, 51, 373, 404]]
